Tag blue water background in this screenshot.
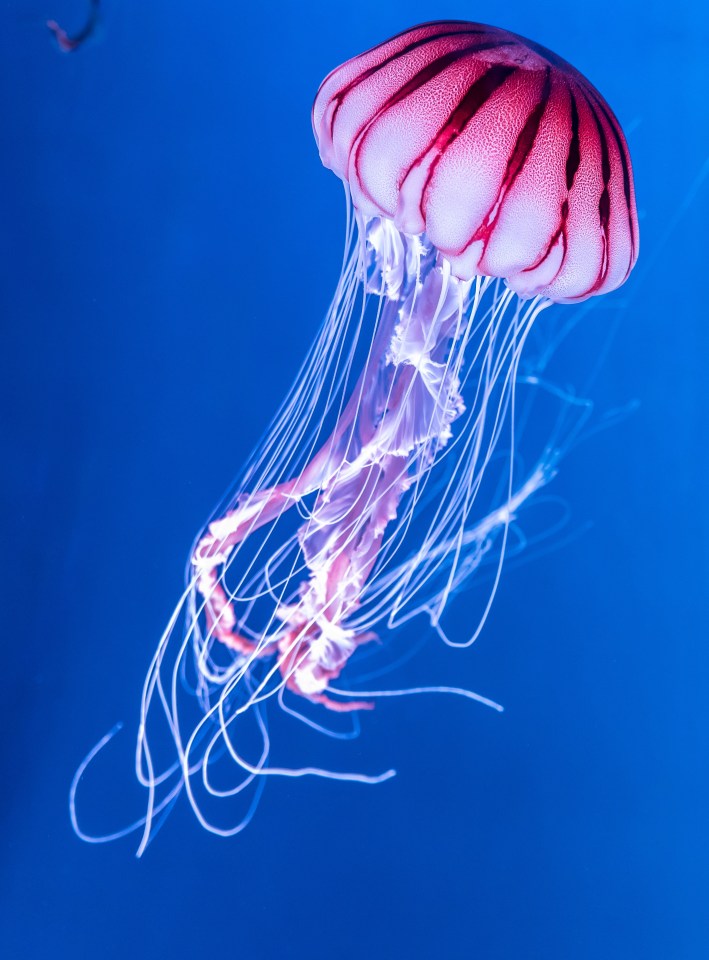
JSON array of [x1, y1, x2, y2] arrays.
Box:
[[2, 1, 708, 957]]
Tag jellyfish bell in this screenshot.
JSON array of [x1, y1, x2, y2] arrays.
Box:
[[71, 21, 638, 851], [313, 20, 638, 302]]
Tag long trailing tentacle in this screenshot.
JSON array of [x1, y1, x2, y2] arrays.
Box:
[[72, 198, 587, 853]]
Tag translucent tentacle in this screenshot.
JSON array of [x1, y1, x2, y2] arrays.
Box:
[[72, 205, 583, 852]]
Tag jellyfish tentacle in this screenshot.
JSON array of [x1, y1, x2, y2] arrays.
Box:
[[71, 21, 640, 853], [205, 227, 475, 704], [124, 212, 605, 852]]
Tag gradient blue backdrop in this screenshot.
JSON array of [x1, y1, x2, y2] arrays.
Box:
[[2, 1, 708, 957]]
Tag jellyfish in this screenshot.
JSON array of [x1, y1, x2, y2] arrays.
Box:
[[71, 21, 638, 852], [47, 0, 101, 53]]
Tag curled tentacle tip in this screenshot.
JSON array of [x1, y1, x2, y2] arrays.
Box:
[[46, 20, 77, 52]]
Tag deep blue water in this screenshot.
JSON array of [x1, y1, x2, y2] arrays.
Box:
[[2, 1, 708, 957]]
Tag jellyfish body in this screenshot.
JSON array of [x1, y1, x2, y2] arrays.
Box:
[[314, 20, 637, 300], [72, 22, 638, 851], [47, 0, 101, 53]]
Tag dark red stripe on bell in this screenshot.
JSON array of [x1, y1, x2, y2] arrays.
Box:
[[501, 67, 552, 195], [473, 66, 553, 250], [325, 30, 505, 145], [583, 92, 612, 293], [417, 63, 518, 209], [586, 88, 637, 272], [566, 92, 581, 191], [522, 196, 569, 277]]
